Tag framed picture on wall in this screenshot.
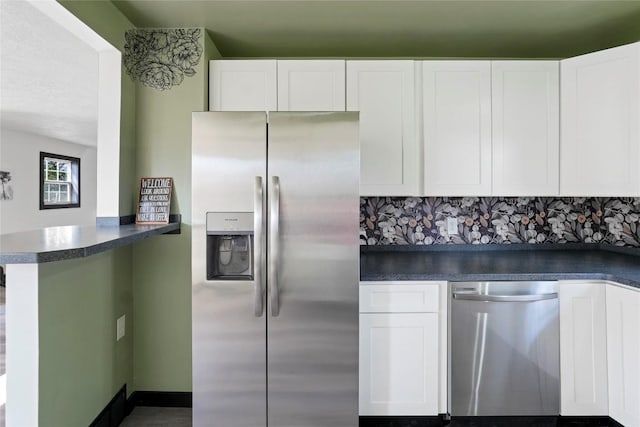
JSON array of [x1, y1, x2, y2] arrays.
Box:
[[39, 152, 80, 209], [0, 170, 13, 201]]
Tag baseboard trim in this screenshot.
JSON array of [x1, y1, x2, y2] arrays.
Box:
[[558, 416, 624, 427], [359, 415, 446, 426], [89, 384, 127, 427], [127, 390, 192, 408], [359, 415, 623, 427]]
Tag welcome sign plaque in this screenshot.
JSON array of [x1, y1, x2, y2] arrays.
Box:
[[136, 177, 173, 224]]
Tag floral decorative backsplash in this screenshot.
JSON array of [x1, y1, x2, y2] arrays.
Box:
[[124, 28, 203, 91], [361, 197, 640, 247]]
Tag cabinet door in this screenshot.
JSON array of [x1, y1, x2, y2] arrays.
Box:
[[423, 61, 491, 196], [558, 282, 608, 415], [560, 42, 640, 196], [492, 61, 559, 196], [606, 284, 640, 427], [277, 60, 345, 111], [347, 61, 418, 196], [359, 313, 438, 415], [209, 60, 277, 111]]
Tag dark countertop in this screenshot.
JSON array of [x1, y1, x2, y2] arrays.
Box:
[[0, 221, 180, 264], [360, 245, 640, 289]]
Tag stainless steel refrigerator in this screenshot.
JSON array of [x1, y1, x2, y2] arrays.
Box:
[[191, 111, 359, 427]]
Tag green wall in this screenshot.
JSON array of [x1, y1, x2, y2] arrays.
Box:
[[38, 248, 133, 427], [59, 0, 137, 216], [59, 0, 223, 405], [132, 31, 220, 391]]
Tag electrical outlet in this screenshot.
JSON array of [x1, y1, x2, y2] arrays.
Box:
[[447, 217, 459, 235], [116, 315, 125, 341]]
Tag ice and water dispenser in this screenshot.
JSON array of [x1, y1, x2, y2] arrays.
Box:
[[206, 212, 253, 280]]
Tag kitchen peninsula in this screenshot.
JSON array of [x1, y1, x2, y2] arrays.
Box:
[[0, 218, 180, 426], [0, 218, 180, 264]]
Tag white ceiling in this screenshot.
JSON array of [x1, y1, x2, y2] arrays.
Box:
[[0, 0, 99, 147]]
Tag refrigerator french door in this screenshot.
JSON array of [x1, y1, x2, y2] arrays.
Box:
[[192, 111, 359, 427]]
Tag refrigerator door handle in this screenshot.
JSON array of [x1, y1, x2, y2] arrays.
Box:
[[269, 175, 280, 317], [253, 176, 264, 317]]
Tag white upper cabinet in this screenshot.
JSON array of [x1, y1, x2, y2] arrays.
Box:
[[277, 60, 345, 111], [209, 60, 277, 111], [423, 61, 492, 196], [606, 283, 640, 427], [347, 61, 419, 196], [210, 60, 343, 112], [492, 61, 560, 196], [560, 42, 640, 196], [208, 44, 639, 197]]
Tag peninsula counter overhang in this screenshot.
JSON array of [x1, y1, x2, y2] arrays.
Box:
[[0, 219, 180, 264]]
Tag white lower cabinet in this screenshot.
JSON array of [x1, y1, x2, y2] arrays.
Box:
[[359, 281, 445, 416], [359, 279, 639, 421], [606, 283, 640, 427], [558, 281, 609, 416], [559, 281, 640, 424], [359, 313, 439, 415]]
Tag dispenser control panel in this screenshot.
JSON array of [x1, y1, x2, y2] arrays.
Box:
[[206, 212, 254, 234]]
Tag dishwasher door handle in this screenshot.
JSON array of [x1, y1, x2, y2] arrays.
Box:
[[452, 292, 558, 302]]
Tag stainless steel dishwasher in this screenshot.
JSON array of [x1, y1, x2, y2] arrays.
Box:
[[449, 281, 559, 416]]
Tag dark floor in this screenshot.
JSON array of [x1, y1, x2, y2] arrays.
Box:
[[360, 416, 621, 427], [118, 411, 620, 427], [447, 416, 619, 427], [120, 407, 191, 427]]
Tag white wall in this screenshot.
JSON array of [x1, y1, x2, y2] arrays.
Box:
[[0, 128, 96, 234]]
